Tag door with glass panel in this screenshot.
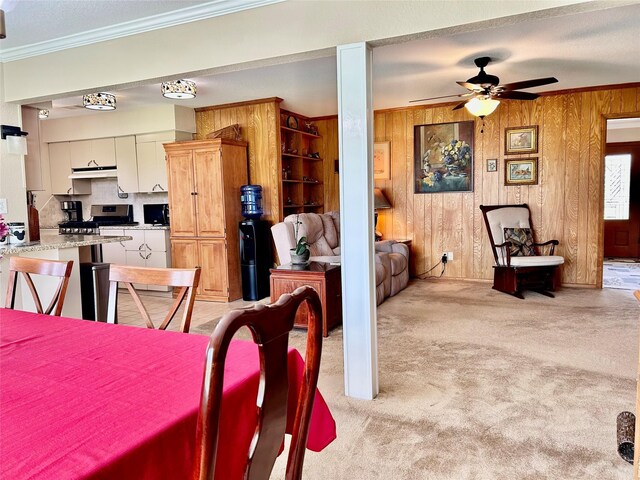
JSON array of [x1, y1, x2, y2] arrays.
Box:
[[604, 143, 640, 259]]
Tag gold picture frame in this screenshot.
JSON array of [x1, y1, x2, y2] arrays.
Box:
[[505, 158, 538, 186], [505, 125, 538, 155], [374, 141, 391, 180]]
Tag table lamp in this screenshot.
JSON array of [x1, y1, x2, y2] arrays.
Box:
[[374, 188, 392, 240]]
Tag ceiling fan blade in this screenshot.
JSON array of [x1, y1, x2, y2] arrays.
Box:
[[409, 92, 471, 103], [495, 91, 539, 100], [456, 81, 481, 92], [452, 99, 470, 110], [499, 77, 558, 91]]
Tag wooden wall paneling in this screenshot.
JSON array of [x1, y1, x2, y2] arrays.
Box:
[[562, 94, 582, 283], [576, 92, 591, 284], [314, 117, 339, 213], [587, 91, 609, 286], [541, 96, 567, 268], [382, 112, 394, 240], [480, 113, 501, 280], [429, 107, 446, 276], [411, 109, 426, 276], [391, 111, 407, 240], [527, 99, 544, 239], [404, 110, 415, 275]]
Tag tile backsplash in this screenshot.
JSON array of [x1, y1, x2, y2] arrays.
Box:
[[38, 178, 168, 227]]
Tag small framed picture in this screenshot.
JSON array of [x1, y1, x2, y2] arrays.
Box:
[[374, 141, 391, 180], [505, 158, 538, 186], [505, 125, 538, 155], [486, 158, 497, 172]]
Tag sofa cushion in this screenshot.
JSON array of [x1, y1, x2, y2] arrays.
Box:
[[510, 255, 564, 267], [284, 213, 335, 256], [388, 252, 407, 276]]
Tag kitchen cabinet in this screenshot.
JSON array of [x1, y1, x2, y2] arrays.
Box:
[[69, 138, 116, 168], [115, 136, 138, 194], [165, 139, 247, 302], [136, 142, 168, 193], [48, 142, 91, 195], [100, 228, 171, 291]]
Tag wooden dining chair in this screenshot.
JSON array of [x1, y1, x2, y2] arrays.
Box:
[[5, 257, 74, 316], [193, 285, 323, 480], [107, 265, 201, 333]]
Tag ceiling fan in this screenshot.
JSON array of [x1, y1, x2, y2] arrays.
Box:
[[410, 57, 558, 117]]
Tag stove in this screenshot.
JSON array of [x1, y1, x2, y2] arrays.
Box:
[[59, 204, 137, 234]]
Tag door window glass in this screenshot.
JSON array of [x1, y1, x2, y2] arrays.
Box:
[[604, 154, 631, 220]]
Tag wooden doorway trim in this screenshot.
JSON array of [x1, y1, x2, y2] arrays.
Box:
[[600, 111, 640, 288]]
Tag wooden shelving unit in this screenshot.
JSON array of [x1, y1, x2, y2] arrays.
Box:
[[279, 109, 324, 217]]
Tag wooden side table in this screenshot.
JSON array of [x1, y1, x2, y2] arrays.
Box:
[[269, 262, 342, 337]]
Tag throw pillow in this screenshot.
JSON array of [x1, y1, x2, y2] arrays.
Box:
[[503, 227, 537, 257]]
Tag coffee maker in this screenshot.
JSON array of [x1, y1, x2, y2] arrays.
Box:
[[61, 201, 83, 222]]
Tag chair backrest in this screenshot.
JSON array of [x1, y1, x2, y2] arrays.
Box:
[[107, 265, 200, 333], [193, 285, 323, 480], [5, 257, 74, 316], [480, 204, 533, 264]]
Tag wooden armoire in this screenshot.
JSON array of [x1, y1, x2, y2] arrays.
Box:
[[164, 138, 248, 302]]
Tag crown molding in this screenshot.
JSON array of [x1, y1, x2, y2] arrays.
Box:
[[0, 0, 284, 63]]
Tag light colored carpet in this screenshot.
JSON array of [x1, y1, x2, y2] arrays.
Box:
[[119, 281, 640, 479], [604, 261, 640, 291]]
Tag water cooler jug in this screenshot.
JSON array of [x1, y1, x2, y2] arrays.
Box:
[[239, 185, 272, 300]]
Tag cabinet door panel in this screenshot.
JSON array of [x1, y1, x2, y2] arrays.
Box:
[[198, 239, 228, 298], [170, 239, 199, 269], [166, 151, 197, 237], [101, 240, 127, 266], [92, 138, 116, 167], [115, 136, 139, 193], [144, 229, 168, 252], [124, 230, 145, 251], [69, 140, 92, 169], [49, 142, 73, 195], [194, 149, 225, 237], [154, 143, 169, 192], [136, 143, 157, 193]]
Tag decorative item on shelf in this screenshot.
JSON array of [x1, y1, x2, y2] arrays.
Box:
[[374, 188, 392, 241], [286, 197, 293, 205], [83, 92, 116, 111], [286, 148, 298, 155], [305, 122, 319, 135], [282, 168, 289, 180], [290, 214, 310, 265], [161, 79, 196, 99], [281, 141, 286, 153], [286, 115, 298, 130], [505, 125, 538, 155], [38, 109, 49, 119], [414, 121, 474, 193], [205, 123, 242, 141], [307, 152, 320, 159]]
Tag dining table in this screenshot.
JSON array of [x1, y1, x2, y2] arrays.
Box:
[[0, 308, 337, 479]]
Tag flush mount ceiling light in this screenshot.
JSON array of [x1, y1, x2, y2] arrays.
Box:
[[161, 80, 196, 99], [83, 92, 116, 111], [464, 97, 500, 118], [38, 109, 49, 119]]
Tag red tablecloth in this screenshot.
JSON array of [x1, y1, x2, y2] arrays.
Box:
[[0, 309, 336, 479]]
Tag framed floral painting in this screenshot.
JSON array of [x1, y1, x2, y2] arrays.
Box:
[[413, 121, 474, 193]]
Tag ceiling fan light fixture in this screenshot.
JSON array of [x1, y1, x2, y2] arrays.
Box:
[[38, 109, 49, 119], [465, 97, 500, 118], [161, 80, 196, 99], [83, 92, 116, 111]]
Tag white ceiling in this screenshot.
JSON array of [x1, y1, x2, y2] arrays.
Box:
[[3, 1, 640, 119]]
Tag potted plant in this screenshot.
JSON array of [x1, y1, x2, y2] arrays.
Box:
[[290, 215, 310, 265]]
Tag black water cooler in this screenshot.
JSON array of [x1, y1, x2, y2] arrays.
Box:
[[239, 185, 272, 300]]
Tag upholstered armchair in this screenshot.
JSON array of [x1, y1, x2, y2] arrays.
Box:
[[480, 204, 564, 299]]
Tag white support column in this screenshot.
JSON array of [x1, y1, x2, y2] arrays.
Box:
[[336, 42, 378, 400]]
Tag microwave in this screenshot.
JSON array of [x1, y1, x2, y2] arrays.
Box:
[[143, 204, 170, 226]]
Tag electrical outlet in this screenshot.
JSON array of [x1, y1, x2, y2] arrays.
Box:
[[444, 251, 454, 261]]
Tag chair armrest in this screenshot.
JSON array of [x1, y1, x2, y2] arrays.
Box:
[[533, 239, 559, 255], [375, 240, 409, 259], [494, 241, 513, 266]]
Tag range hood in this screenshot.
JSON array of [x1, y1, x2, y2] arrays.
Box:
[[68, 166, 117, 180]]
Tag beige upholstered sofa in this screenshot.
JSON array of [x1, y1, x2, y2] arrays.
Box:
[[271, 212, 409, 305]]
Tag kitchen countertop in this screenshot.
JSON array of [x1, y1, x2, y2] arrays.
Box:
[[99, 225, 170, 231], [0, 234, 133, 255]]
